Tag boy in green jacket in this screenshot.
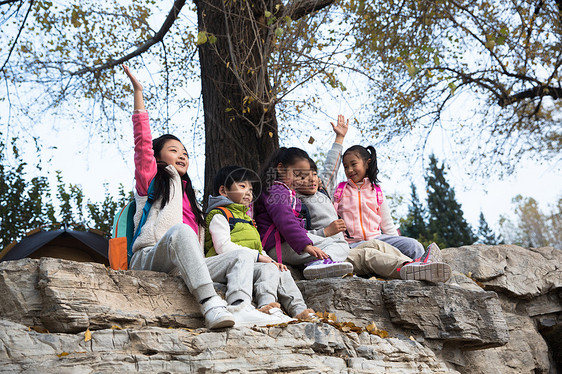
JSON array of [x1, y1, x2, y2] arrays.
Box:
[[205, 166, 315, 321]]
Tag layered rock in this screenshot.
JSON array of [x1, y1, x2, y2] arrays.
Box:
[[0, 244, 559, 373], [442, 244, 562, 374], [0, 319, 454, 373]]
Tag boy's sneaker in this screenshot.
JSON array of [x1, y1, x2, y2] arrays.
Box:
[[201, 297, 235, 330], [268, 307, 297, 323], [399, 261, 451, 283], [303, 259, 353, 280], [227, 302, 285, 327]]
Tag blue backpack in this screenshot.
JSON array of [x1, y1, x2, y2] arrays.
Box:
[[109, 180, 155, 270]]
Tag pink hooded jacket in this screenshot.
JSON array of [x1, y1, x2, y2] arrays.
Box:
[[334, 178, 398, 244]]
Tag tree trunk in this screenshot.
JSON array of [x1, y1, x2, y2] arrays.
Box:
[[196, 0, 279, 202]]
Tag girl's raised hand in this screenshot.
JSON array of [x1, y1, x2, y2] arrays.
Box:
[[122, 64, 143, 92], [331, 114, 349, 144]]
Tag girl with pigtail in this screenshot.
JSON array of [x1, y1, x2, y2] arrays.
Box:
[[335, 145, 450, 281]]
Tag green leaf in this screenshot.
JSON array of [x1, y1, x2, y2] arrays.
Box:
[[448, 82, 457, 95], [275, 28, 283, 38], [196, 31, 208, 45], [264, 10, 272, 18], [208, 34, 217, 44]]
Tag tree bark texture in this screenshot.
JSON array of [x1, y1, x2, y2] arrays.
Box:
[[196, 0, 280, 202]]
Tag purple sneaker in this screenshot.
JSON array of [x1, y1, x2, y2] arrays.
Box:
[[303, 259, 353, 280]]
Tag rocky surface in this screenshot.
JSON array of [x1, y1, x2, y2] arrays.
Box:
[[443, 244, 561, 374], [0, 244, 559, 373]]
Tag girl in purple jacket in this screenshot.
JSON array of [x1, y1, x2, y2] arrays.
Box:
[[254, 148, 353, 279]]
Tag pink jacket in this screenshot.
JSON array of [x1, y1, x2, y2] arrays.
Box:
[[334, 178, 398, 244], [133, 111, 199, 235]]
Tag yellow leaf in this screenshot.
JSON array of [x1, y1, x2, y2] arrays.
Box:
[[56, 352, 69, 358], [84, 328, 91, 342], [341, 272, 354, 278], [268, 132, 273, 138], [110, 325, 122, 330]]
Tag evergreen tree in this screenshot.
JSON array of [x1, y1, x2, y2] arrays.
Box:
[[0, 138, 129, 248], [400, 183, 428, 241], [477, 211, 498, 245], [425, 154, 476, 248]]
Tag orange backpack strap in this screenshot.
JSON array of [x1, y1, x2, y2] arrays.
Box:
[[215, 206, 254, 230]]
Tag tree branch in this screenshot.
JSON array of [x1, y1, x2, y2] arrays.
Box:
[[285, 0, 336, 20], [70, 0, 186, 76], [0, 0, 33, 74], [498, 85, 562, 107]]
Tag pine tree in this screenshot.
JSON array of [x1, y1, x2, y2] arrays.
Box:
[[400, 183, 428, 241], [425, 154, 476, 248], [477, 211, 498, 244]]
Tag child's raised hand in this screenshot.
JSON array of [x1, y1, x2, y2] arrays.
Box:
[[323, 219, 347, 237], [331, 114, 349, 144], [122, 64, 143, 92], [303, 245, 330, 260]]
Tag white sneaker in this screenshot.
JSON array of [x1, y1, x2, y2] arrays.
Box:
[[201, 297, 235, 329], [268, 307, 296, 323], [303, 259, 353, 280], [227, 302, 285, 327], [399, 261, 451, 283]]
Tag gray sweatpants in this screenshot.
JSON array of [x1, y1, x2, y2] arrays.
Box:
[[266, 232, 349, 265], [130, 223, 255, 305], [253, 262, 308, 317]]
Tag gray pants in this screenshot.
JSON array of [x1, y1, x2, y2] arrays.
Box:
[[266, 233, 349, 266], [130, 223, 255, 305], [253, 263, 308, 317], [373, 234, 424, 260]]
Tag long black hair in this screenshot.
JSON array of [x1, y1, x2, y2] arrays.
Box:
[[342, 145, 380, 185], [258, 147, 312, 193], [152, 134, 205, 227]]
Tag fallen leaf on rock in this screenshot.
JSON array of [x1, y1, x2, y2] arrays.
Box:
[[84, 328, 91, 342], [110, 325, 122, 330], [365, 322, 389, 338], [28, 326, 49, 334], [56, 352, 69, 358]]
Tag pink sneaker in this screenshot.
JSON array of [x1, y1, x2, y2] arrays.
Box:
[[399, 261, 451, 283]]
